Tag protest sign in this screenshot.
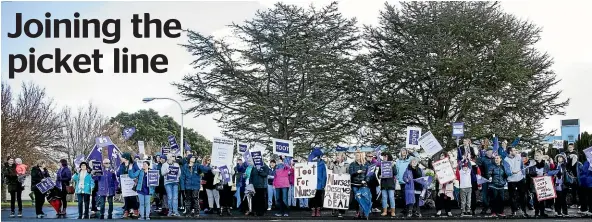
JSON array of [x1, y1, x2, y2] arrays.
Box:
[[294, 162, 318, 198], [238, 142, 248, 153], [168, 135, 179, 150], [273, 138, 293, 157], [553, 140, 564, 149], [167, 166, 179, 181], [418, 131, 443, 156], [147, 170, 159, 187], [251, 151, 263, 167], [161, 147, 170, 156], [583, 146, 592, 165], [452, 122, 464, 137], [533, 176, 557, 201], [323, 173, 351, 209], [219, 165, 231, 183], [92, 160, 103, 176], [120, 174, 137, 197], [406, 126, 422, 149], [381, 161, 393, 178], [138, 141, 145, 154], [433, 158, 455, 184], [211, 137, 235, 167], [35, 178, 56, 194]]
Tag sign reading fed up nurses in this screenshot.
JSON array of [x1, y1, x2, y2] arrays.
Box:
[[272, 138, 293, 157]]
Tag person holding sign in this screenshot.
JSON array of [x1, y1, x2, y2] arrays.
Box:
[[526, 151, 550, 218], [349, 152, 369, 219], [403, 157, 424, 218], [30, 159, 51, 218], [93, 159, 118, 219], [72, 162, 95, 219], [117, 153, 140, 219], [129, 161, 155, 220], [434, 153, 454, 217], [245, 157, 270, 216], [327, 154, 349, 217], [161, 154, 181, 217], [378, 152, 397, 217], [554, 154, 569, 216], [487, 155, 511, 217], [273, 156, 292, 217], [180, 154, 211, 217]]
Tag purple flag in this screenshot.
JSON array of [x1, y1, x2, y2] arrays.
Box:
[[476, 175, 489, 185], [547, 169, 560, 177], [87, 145, 103, 162], [366, 164, 377, 177], [107, 145, 122, 171], [184, 140, 191, 151], [414, 176, 433, 187], [74, 155, 85, 168], [95, 136, 114, 148], [374, 146, 382, 163], [122, 127, 136, 140]]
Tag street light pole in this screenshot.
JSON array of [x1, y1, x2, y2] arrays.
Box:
[[142, 97, 185, 157]]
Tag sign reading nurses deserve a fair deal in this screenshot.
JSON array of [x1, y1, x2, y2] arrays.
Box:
[[272, 138, 293, 157]]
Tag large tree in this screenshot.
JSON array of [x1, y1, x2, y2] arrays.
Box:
[[358, 2, 569, 151], [109, 109, 211, 156], [1, 82, 65, 164], [175, 2, 362, 154]]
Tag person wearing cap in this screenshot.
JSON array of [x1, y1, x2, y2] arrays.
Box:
[[180, 154, 210, 217], [118, 152, 140, 218], [161, 154, 180, 217], [526, 150, 550, 217], [476, 146, 495, 215], [504, 146, 529, 217]]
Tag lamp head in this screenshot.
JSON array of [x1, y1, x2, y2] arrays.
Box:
[[142, 98, 155, 103]]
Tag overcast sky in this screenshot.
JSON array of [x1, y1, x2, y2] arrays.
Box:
[[2, 0, 590, 142]]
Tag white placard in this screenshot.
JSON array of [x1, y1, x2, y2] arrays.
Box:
[[138, 141, 145, 154], [418, 131, 443, 156], [211, 137, 235, 168], [120, 174, 137, 197], [553, 140, 564, 149], [272, 138, 293, 157], [323, 173, 351, 209], [433, 157, 455, 184], [533, 176, 557, 201], [294, 162, 318, 198], [406, 126, 422, 149]]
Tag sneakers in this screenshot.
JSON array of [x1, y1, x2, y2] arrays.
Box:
[[10, 212, 15, 218], [36, 214, 44, 219], [499, 213, 506, 217], [275, 213, 282, 217], [447, 212, 453, 217], [17, 211, 22, 217], [283, 214, 289, 217], [267, 207, 271, 211], [490, 213, 497, 217], [436, 210, 442, 216]]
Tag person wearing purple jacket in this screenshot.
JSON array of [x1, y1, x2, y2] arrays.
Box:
[[93, 158, 118, 219], [55, 159, 72, 216]]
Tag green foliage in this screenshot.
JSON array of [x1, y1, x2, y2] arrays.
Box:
[[355, 1, 568, 151], [110, 109, 211, 156], [175, 2, 362, 155], [575, 132, 592, 162]]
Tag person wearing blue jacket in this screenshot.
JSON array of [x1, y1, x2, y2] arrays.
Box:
[[179, 154, 210, 217], [118, 152, 140, 218], [477, 147, 495, 214], [93, 158, 118, 220], [72, 162, 95, 219], [487, 155, 511, 217], [130, 161, 156, 220], [396, 148, 411, 215], [578, 160, 592, 216], [308, 151, 327, 217]]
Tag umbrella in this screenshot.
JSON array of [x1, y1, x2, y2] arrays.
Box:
[[355, 186, 372, 219]]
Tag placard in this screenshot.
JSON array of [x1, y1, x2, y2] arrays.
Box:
[[553, 140, 564, 149], [211, 137, 235, 167], [323, 173, 351, 209], [166, 166, 179, 181], [418, 131, 443, 156], [219, 165, 231, 183], [147, 170, 159, 187], [272, 138, 293, 157], [161, 147, 170, 156], [120, 174, 137, 197], [406, 126, 422, 149], [92, 161, 103, 176], [381, 161, 393, 178], [584, 147, 592, 170], [433, 158, 455, 184], [452, 122, 464, 137], [238, 142, 248, 153], [294, 162, 318, 198], [35, 178, 56, 194], [533, 176, 557, 201], [251, 151, 263, 167], [138, 141, 145, 154]]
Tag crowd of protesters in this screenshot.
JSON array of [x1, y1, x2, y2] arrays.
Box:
[[3, 136, 592, 220]]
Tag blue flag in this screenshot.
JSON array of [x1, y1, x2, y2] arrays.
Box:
[[108, 145, 122, 172], [122, 127, 136, 140], [184, 140, 191, 151], [168, 135, 179, 150], [414, 176, 433, 187], [547, 169, 560, 177], [336, 145, 348, 152], [476, 175, 489, 185], [95, 136, 114, 148], [87, 145, 103, 162]]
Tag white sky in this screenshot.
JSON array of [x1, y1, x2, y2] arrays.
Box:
[[1, 0, 591, 142]]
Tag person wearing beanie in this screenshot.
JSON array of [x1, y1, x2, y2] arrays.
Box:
[[456, 160, 478, 216], [309, 149, 327, 217], [118, 152, 140, 218], [161, 154, 181, 217], [56, 159, 72, 216], [73, 162, 95, 219]]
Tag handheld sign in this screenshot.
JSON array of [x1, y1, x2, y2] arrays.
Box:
[[251, 151, 263, 167], [120, 174, 137, 197], [92, 161, 103, 176], [219, 165, 231, 183], [138, 141, 146, 155], [533, 176, 557, 201], [95, 136, 114, 148], [147, 170, 159, 187], [167, 166, 179, 181], [381, 161, 393, 178], [35, 178, 56, 194], [294, 162, 318, 198], [238, 142, 248, 153], [323, 173, 351, 210], [452, 122, 464, 137], [168, 135, 179, 150], [161, 147, 170, 156], [418, 131, 443, 157], [273, 138, 293, 157], [211, 137, 235, 168], [553, 140, 564, 149], [406, 126, 422, 149], [433, 158, 455, 184]]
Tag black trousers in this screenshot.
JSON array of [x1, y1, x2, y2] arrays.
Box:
[[9, 190, 23, 212], [436, 193, 452, 213], [507, 180, 527, 213], [569, 183, 579, 205], [253, 188, 267, 216], [310, 190, 324, 209], [220, 185, 233, 208], [490, 188, 504, 214], [184, 190, 200, 212], [123, 196, 138, 211], [534, 199, 546, 215], [399, 184, 406, 212], [59, 185, 68, 211], [471, 186, 478, 213], [555, 190, 568, 215], [580, 187, 592, 212], [179, 189, 185, 210], [91, 189, 98, 211], [77, 194, 91, 217], [34, 189, 45, 215]]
